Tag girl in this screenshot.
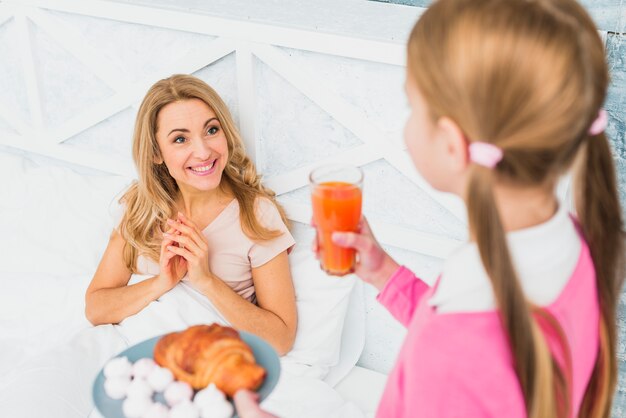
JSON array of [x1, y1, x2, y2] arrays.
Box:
[[237, 0, 624, 416], [85, 74, 297, 356]]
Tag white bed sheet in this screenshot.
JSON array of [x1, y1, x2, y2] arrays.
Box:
[[0, 269, 365, 416], [0, 270, 378, 418], [335, 366, 388, 418]]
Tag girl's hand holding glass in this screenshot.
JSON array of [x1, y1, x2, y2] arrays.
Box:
[[328, 218, 400, 291], [158, 226, 187, 291], [163, 212, 214, 289]]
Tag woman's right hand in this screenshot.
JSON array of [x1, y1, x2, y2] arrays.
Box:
[[156, 227, 188, 292], [327, 217, 399, 291]]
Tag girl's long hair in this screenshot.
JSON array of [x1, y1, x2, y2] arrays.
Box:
[[408, 0, 624, 416], [119, 74, 288, 272]]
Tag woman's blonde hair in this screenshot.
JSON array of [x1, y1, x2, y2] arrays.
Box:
[[409, 0, 624, 417], [119, 74, 289, 272]]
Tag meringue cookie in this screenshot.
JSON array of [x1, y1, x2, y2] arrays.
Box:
[[169, 400, 200, 418], [132, 358, 157, 379], [126, 377, 153, 399], [194, 384, 233, 418], [103, 376, 132, 399], [141, 401, 169, 418], [104, 356, 133, 379], [122, 396, 152, 418], [164, 381, 193, 406], [146, 366, 174, 392]]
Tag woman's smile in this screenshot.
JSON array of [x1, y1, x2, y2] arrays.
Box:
[[187, 159, 218, 176]]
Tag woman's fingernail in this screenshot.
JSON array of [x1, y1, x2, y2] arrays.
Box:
[[178, 211, 185, 218], [163, 232, 171, 237], [167, 219, 174, 225]]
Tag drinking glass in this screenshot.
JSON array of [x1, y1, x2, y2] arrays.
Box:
[[309, 164, 363, 276]]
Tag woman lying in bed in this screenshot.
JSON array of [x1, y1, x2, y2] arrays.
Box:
[[85, 74, 297, 356]]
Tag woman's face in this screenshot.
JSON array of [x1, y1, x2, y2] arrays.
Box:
[[155, 98, 229, 195]]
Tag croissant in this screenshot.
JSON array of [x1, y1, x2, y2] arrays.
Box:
[[154, 324, 266, 396]]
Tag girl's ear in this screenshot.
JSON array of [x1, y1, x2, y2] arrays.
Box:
[[437, 116, 469, 173], [153, 153, 163, 165]]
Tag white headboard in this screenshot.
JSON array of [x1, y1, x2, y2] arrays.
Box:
[[0, 0, 467, 373]]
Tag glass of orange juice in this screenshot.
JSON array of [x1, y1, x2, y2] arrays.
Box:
[[310, 164, 363, 276]]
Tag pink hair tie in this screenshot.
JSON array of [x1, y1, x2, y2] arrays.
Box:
[[588, 109, 608, 136], [469, 142, 503, 168]]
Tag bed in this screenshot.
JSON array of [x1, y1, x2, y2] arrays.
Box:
[[0, 150, 388, 417]]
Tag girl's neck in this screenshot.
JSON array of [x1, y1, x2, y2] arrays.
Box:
[[491, 184, 559, 233]]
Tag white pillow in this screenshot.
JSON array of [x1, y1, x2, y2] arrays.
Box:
[[0, 152, 133, 275], [325, 277, 365, 387], [283, 243, 365, 383]]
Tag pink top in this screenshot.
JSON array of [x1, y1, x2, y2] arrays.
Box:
[[376, 234, 599, 417]]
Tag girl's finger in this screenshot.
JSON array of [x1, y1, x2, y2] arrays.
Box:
[[233, 390, 262, 415], [311, 233, 321, 259], [331, 231, 371, 251], [359, 217, 375, 238], [311, 240, 319, 260]]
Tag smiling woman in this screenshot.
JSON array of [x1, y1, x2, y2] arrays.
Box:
[[84, 74, 298, 357]]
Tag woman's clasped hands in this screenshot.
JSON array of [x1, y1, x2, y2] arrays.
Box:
[[160, 212, 213, 291]]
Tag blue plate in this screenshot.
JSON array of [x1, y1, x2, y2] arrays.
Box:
[[93, 330, 280, 418]]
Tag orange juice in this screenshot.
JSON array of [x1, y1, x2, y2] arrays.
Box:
[[312, 181, 362, 276]]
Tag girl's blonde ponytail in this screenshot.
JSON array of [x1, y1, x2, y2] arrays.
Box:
[[466, 168, 569, 417]]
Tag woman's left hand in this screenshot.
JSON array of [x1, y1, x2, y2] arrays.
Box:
[[163, 212, 213, 288]]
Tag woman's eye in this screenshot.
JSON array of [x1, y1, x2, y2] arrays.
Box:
[[207, 126, 219, 135], [174, 136, 186, 144]]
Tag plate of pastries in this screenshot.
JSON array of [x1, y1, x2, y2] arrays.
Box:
[[92, 323, 280, 418]]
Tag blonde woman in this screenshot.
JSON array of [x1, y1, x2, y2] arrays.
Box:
[[85, 74, 297, 356]]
